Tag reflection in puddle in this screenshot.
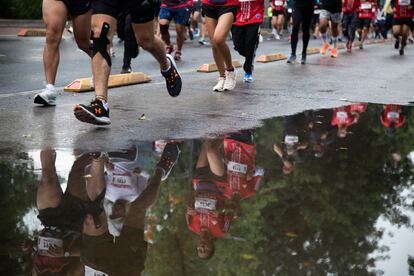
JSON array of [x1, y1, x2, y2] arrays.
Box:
[[1, 103, 414, 275]]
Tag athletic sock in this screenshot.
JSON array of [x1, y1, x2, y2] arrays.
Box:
[[332, 36, 338, 48], [321, 32, 328, 43]]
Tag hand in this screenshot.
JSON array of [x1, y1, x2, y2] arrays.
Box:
[[46, 245, 65, 257]]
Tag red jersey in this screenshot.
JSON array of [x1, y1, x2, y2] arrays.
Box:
[[186, 190, 231, 238], [349, 103, 367, 113], [331, 106, 358, 127], [220, 138, 263, 200], [271, 0, 286, 11], [202, 0, 239, 7], [359, 0, 377, 19], [393, 0, 414, 19], [234, 0, 265, 25], [343, 0, 360, 13], [380, 105, 405, 128]]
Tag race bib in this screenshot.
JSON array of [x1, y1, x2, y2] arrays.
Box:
[[361, 3, 372, 9], [195, 198, 217, 211], [112, 175, 133, 186], [228, 161, 248, 174], [275, 0, 283, 6], [336, 111, 348, 120], [85, 265, 109, 276], [314, 9, 321, 14], [38, 236, 63, 251], [399, 0, 410, 6], [284, 135, 299, 145], [387, 112, 400, 119], [288, 8, 292, 13]]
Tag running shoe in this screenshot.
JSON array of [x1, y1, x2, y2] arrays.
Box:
[[399, 48, 404, 55], [286, 54, 296, 63], [213, 77, 225, 92], [346, 41, 352, 52], [275, 33, 281, 40], [161, 54, 182, 97], [223, 69, 237, 91], [156, 143, 181, 181], [359, 43, 364, 50], [174, 50, 182, 61], [198, 38, 206, 45], [320, 43, 330, 55], [243, 72, 253, 83], [34, 84, 57, 106], [301, 53, 306, 64], [74, 99, 111, 125], [409, 37, 414, 43], [394, 39, 400, 49], [194, 28, 200, 37], [120, 66, 132, 74], [330, 47, 338, 58]]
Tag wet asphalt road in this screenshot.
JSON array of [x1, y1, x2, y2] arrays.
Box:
[[0, 28, 413, 150]]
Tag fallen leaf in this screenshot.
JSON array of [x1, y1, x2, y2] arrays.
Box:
[[241, 254, 254, 260], [139, 114, 146, 120], [285, 232, 298, 238]]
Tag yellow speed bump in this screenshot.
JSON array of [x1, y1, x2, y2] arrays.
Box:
[[306, 48, 320, 55], [18, 28, 46, 37], [64, 72, 151, 92], [197, 60, 242, 73], [256, 53, 287, 63]]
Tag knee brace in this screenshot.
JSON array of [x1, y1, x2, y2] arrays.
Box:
[[91, 22, 112, 66], [160, 24, 170, 36]]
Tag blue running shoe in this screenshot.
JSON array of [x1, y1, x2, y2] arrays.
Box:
[[243, 72, 253, 83]]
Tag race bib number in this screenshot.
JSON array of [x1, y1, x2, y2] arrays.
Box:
[[387, 112, 400, 119], [399, 0, 410, 6], [361, 3, 372, 9], [314, 9, 321, 14], [275, 0, 283, 6], [336, 111, 348, 120], [112, 175, 133, 186], [195, 198, 217, 211], [228, 161, 248, 174], [284, 135, 299, 145], [38, 236, 63, 251]]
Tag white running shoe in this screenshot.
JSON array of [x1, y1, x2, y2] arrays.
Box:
[[275, 33, 281, 40], [34, 84, 57, 106], [213, 77, 226, 92], [223, 70, 237, 91]]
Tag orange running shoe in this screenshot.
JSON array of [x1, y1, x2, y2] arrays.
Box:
[[331, 47, 338, 58], [320, 43, 330, 55]]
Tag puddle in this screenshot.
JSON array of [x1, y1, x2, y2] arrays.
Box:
[[1, 103, 413, 275]]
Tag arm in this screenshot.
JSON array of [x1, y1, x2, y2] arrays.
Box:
[[383, 0, 391, 15]]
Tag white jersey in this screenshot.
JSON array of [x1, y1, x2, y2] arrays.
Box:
[[105, 158, 149, 202]]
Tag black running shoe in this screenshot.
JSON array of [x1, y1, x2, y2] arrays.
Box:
[[156, 143, 181, 181], [395, 39, 400, 49], [301, 53, 307, 64], [161, 54, 182, 97], [399, 48, 404, 55], [120, 66, 132, 74], [74, 99, 111, 125]]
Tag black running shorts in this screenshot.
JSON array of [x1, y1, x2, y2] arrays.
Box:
[[201, 4, 237, 20], [59, 0, 91, 16], [392, 18, 413, 28], [92, 0, 157, 24]]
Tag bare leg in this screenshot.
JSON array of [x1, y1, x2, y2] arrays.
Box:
[[72, 11, 92, 57], [176, 24, 186, 51], [42, 0, 68, 85], [37, 149, 62, 210], [133, 20, 169, 71]]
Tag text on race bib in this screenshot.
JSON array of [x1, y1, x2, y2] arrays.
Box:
[[387, 112, 400, 119], [336, 111, 348, 120], [399, 0, 410, 5], [275, 0, 283, 6], [361, 3, 372, 9], [228, 161, 248, 174], [195, 198, 217, 211], [38, 236, 63, 251], [284, 135, 299, 145], [112, 175, 133, 186]]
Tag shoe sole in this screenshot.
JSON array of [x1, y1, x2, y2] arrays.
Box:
[[161, 144, 181, 181], [165, 54, 182, 97], [34, 94, 56, 106], [74, 106, 111, 125]]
